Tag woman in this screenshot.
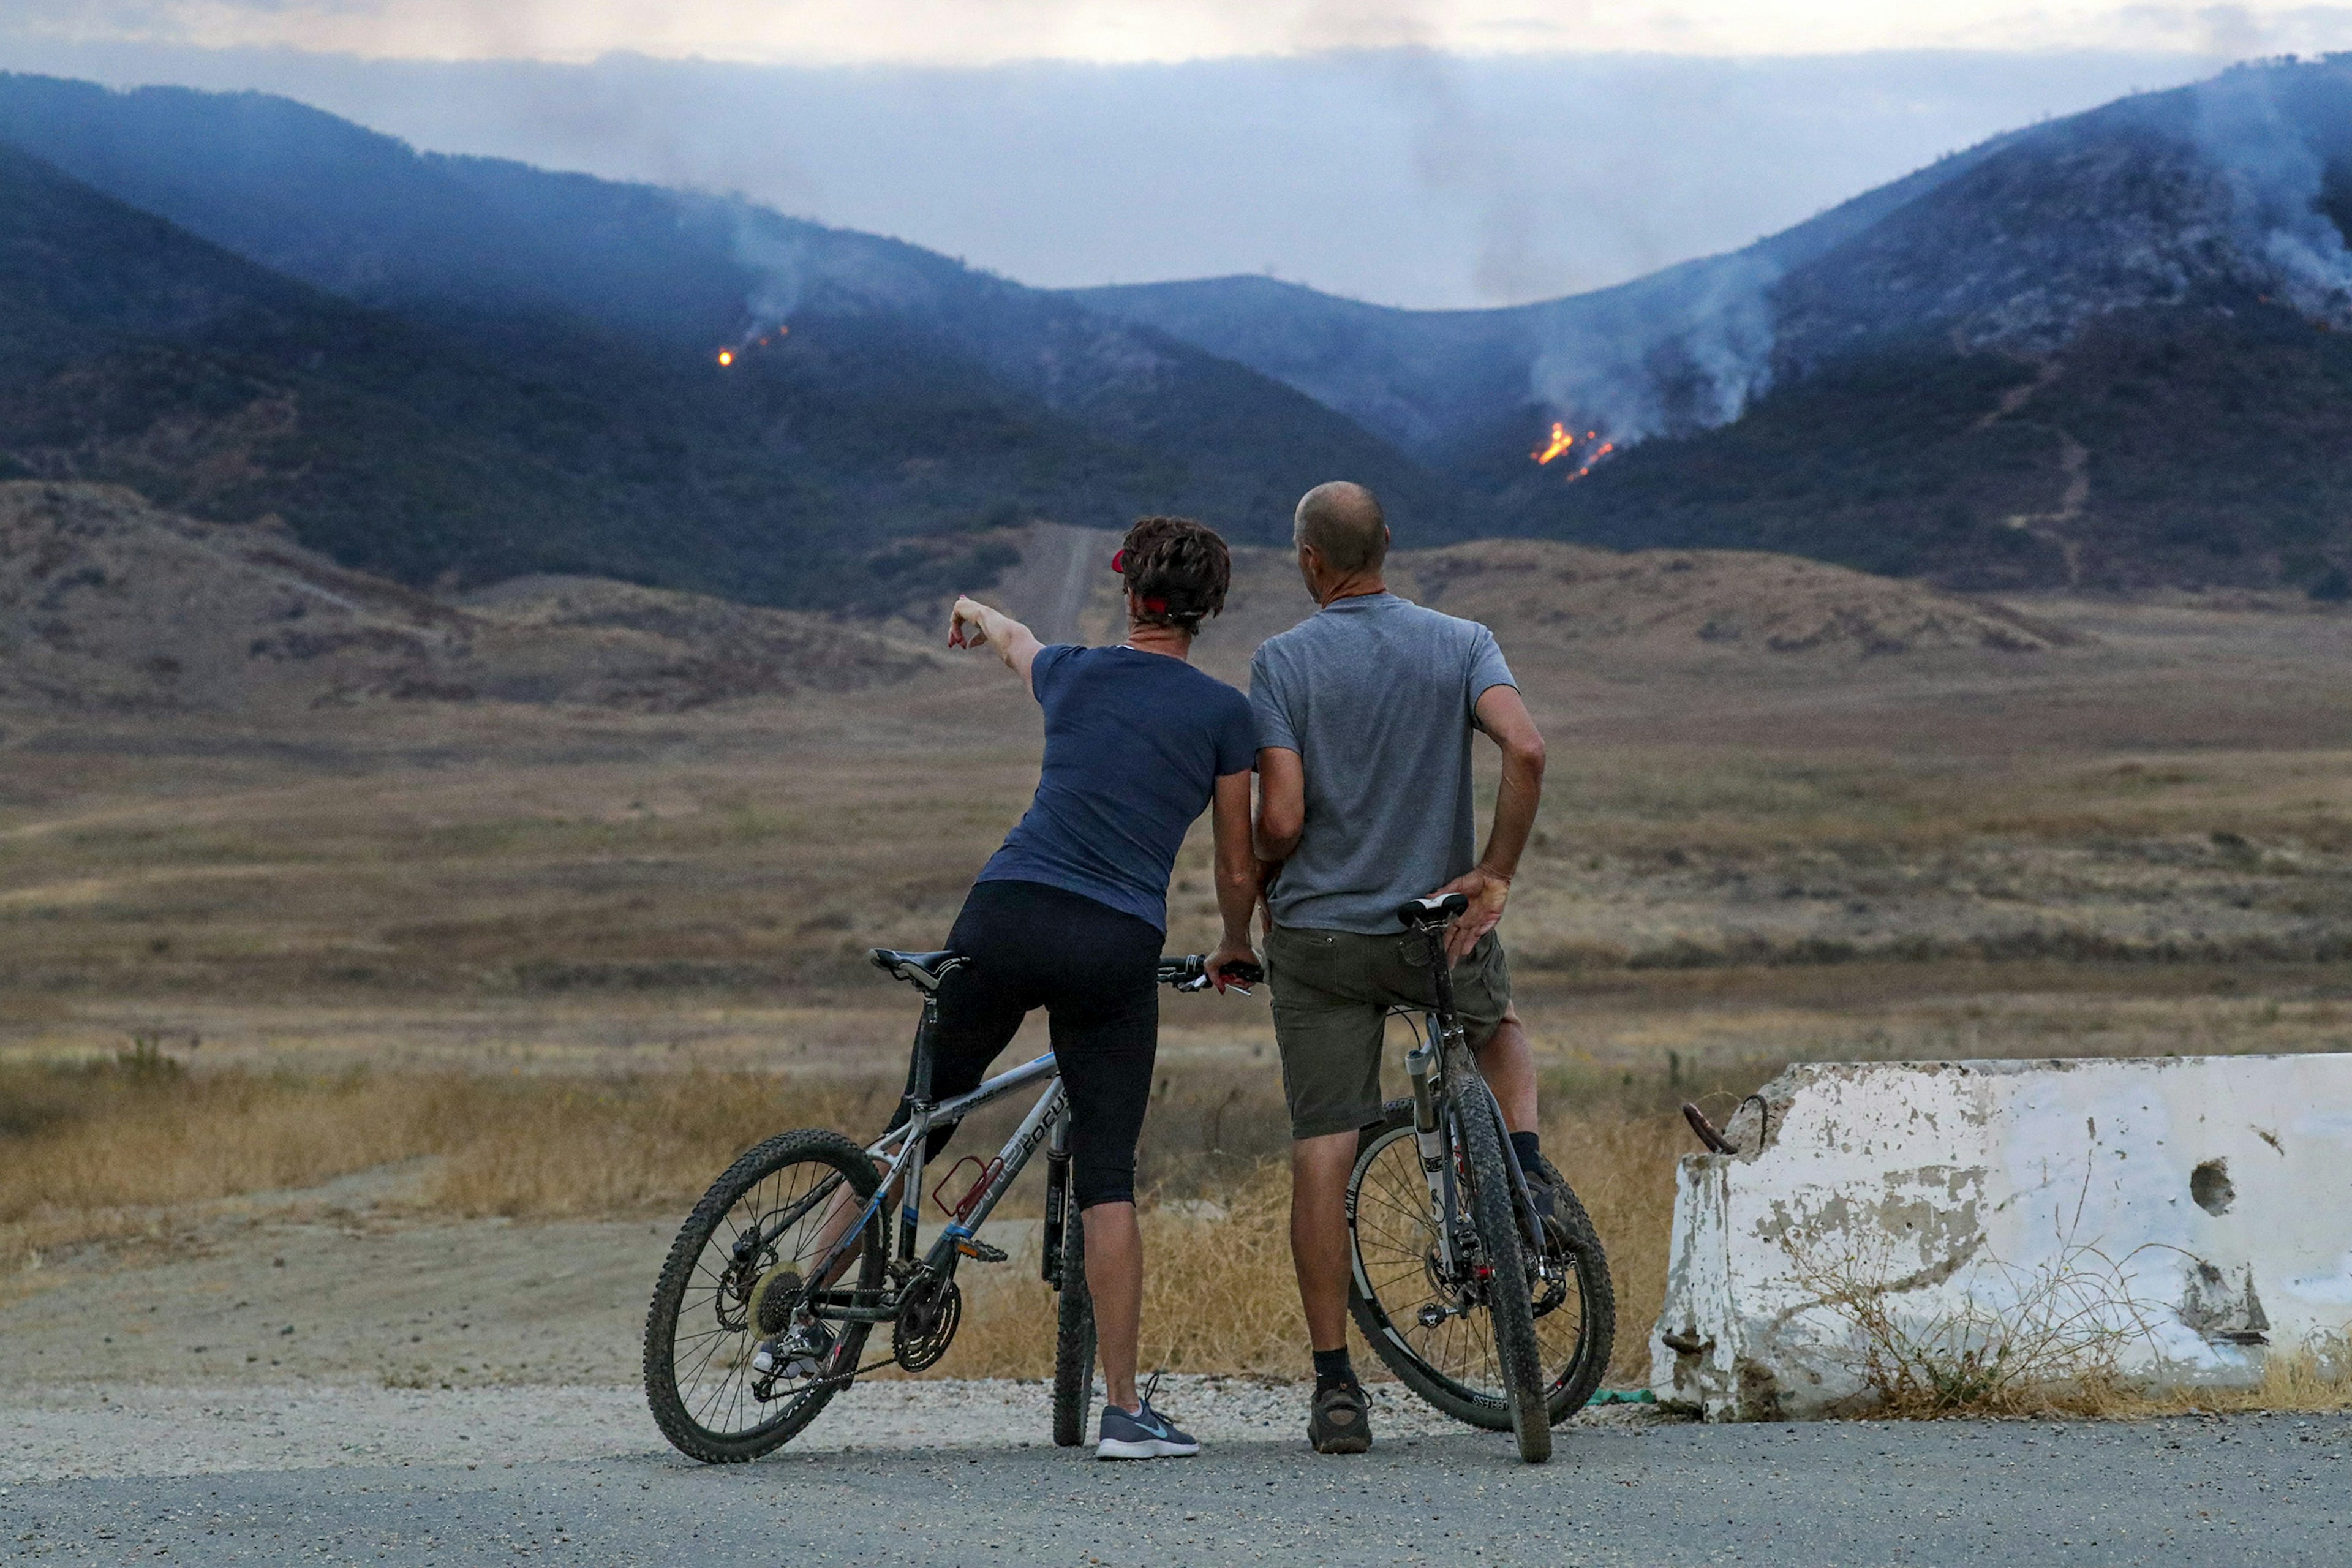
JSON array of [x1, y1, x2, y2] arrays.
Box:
[[840, 515, 1261, 1459]]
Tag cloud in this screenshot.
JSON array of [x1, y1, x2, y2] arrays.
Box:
[[0, 40, 2236, 306], [16, 1, 2352, 64]]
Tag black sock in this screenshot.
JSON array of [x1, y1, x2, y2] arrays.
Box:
[[1510, 1129, 1544, 1172], [1312, 1347, 1355, 1393]]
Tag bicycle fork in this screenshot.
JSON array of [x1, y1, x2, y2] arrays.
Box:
[[1406, 1005, 1550, 1298], [1041, 1106, 1074, 1289], [1404, 1017, 1462, 1281]]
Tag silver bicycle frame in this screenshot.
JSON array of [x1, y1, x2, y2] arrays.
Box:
[[856, 1050, 1067, 1277]]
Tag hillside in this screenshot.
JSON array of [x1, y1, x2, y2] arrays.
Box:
[[1069, 143, 2010, 464], [0, 483, 940, 715], [10, 63, 2352, 599], [876, 524, 2076, 690], [0, 138, 1074, 606], [0, 74, 1461, 553], [1081, 59, 2352, 594], [2, 479, 2076, 719]]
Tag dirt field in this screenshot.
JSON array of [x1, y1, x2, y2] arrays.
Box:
[[9, 527, 2352, 1425]]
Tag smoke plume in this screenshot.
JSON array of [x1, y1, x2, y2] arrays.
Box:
[[2190, 63, 2352, 320]]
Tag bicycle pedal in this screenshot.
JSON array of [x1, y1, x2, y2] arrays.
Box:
[[956, 1238, 1009, 1263]]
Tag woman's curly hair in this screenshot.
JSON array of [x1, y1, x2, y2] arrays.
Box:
[[1119, 516, 1231, 635]]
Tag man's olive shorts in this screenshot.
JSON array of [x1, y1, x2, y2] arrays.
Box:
[[1264, 924, 1513, 1140]]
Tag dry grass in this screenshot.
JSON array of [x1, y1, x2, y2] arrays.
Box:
[[1787, 1221, 2162, 1418], [0, 1057, 891, 1273], [952, 1163, 1309, 1380], [424, 1074, 894, 1218], [1784, 1207, 2352, 1421], [1550, 1109, 1685, 1382], [953, 1107, 1684, 1385], [2119, 1351, 2352, 1417], [8, 1050, 2345, 1411], [0, 1054, 1683, 1384]]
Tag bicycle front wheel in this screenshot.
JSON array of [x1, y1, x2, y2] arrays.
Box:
[[1350, 1083, 1607, 1457], [1450, 1048, 1550, 1462], [644, 1128, 884, 1463], [1051, 1195, 1097, 1447]]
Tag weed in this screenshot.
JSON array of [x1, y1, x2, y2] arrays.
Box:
[[1782, 1178, 2169, 1417]]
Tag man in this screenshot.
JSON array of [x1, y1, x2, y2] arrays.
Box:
[[1250, 480, 1556, 1455]]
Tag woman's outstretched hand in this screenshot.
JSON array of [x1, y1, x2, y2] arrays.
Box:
[[947, 595, 1044, 685], [948, 595, 992, 650]]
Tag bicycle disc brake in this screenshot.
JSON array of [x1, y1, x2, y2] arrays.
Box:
[[892, 1274, 963, 1372]]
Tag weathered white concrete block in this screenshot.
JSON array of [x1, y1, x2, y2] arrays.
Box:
[[1650, 1054, 2352, 1419]]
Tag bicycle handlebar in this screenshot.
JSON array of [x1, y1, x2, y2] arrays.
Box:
[[1157, 954, 1264, 993]]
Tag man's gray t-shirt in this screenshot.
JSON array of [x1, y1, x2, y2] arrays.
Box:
[[1250, 592, 1517, 935]]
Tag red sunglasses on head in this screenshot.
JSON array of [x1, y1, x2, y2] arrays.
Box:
[[1110, 549, 1166, 612]]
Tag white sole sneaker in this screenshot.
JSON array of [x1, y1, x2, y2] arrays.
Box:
[[1095, 1436, 1201, 1460]]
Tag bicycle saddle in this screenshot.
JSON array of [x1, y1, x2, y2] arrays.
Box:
[[1395, 892, 1469, 928], [868, 948, 969, 992]]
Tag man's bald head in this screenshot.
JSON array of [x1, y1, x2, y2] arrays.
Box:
[[1294, 481, 1389, 574]]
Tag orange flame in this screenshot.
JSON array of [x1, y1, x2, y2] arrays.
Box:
[[1562, 442, 1617, 483], [716, 325, 789, 365], [1532, 422, 1574, 465]]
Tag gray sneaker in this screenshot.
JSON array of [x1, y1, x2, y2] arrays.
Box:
[[752, 1316, 834, 1382], [1096, 1393, 1200, 1460]]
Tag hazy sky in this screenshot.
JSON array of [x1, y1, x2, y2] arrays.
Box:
[[0, 6, 2328, 306], [7, 1, 2347, 64]]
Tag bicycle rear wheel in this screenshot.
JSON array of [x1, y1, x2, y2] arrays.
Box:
[[1051, 1196, 1098, 1447], [644, 1128, 884, 1463]]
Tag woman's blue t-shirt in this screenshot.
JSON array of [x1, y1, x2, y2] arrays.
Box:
[[977, 644, 1257, 932]]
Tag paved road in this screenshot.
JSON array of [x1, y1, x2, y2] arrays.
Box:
[[6, 1412, 2346, 1566]]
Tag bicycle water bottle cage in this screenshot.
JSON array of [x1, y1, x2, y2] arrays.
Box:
[[1395, 893, 1469, 928], [932, 1155, 1002, 1221], [869, 948, 968, 992]]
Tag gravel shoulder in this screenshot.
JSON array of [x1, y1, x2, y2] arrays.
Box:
[[0, 1376, 1652, 1484], [6, 1411, 2347, 1567]]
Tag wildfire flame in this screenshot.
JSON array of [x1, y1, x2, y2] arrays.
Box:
[[1562, 441, 1616, 483], [714, 324, 788, 368], [1531, 420, 1615, 482]]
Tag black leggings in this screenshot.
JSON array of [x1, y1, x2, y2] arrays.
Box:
[[896, 880, 1161, 1211]]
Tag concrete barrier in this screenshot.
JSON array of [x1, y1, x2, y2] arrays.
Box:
[[1650, 1054, 2352, 1419]]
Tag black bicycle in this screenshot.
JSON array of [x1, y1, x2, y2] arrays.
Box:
[[1343, 893, 1615, 1464], [643, 945, 1250, 1463]]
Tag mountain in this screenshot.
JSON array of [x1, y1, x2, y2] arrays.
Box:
[[1080, 59, 2352, 594], [11, 62, 2352, 601], [1069, 144, 2011, 466], [0, 140, 821, 597], [0, 74, 1461, 567]]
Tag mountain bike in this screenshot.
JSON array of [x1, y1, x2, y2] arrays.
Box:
[[643, 944, 1253, 1463], [1343, 893, 1616, 1464]]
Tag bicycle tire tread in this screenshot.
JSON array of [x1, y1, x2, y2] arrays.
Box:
[[1448, 1042, 1551, 1463], [1050, 1196, 1096, 1447], [643, 1128, 881, 1464]]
